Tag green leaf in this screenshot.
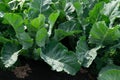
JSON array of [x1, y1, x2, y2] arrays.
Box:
[[0, 2, 9, 12], [33, 48, 42, 60], [29, 0, 52, 18], [16, 32, 33, 49], [73, 1, 83, 17], [4, 13, 24, 33], [98, 64, 120, 80], [31, 14, 45, 30], [76, 36, 100, 67], [36, 27, 48, 47], [4, 13, 33, 49], [54, 20, 81, 41], [88, 2, 104, 23], [0, 42, 21, 68], [30, 0, 43, 13], [101, 0, 120, 26], [41, 41, 80, 75], [58, 20, 81, 32], [54, 29, 76, 41], [82, 46, 100, 67], [64, 2, 76, 20], [76, 36, 89, 65], [76, 0, 98, 19], [48, 11, 60, 36], [89, 21, 120, 45]]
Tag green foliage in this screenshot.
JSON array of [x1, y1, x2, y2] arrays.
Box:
[[0, 0, 120, 78], [101, 0, 120, 27], [41, 41, 80, 75], [31, 14, 45, 30], [4, 13, 24, 33], [36, 27, 48, 47], [48, 11, 60, 36], [89, 21, 120, 45], [98, 64, 120, 80], [0, 42, 21, 68]]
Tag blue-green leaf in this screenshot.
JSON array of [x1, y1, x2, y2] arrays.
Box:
[[101, 0, 120, 26], [89, 21, 120, 45], [0, 42, 21, 68], [54, 29, 77, 41], [98, 64, 120, 80], [29, 0, 52, 18], [82, 46, 100, 67], [41, 41, 81, 75], [76, 36, 100, 67], [54, 20, 81, 41], [76, 36, 88, 65], [16, 32, 33, 49]]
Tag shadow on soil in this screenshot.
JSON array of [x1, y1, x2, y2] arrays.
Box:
[[0, 56, 97, 80]]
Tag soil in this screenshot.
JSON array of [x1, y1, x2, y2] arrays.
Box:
[[0, 56, 97, 80]]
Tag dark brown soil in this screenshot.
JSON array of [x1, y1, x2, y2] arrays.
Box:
[[0, 56, 97, 80]]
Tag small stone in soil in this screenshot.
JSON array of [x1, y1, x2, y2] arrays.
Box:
[[12, 64, 32, 78]]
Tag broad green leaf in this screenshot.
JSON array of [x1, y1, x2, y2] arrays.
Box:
[[54, 29, 77, 41], [31, 0, 51, 12], [48, 11, 60, 36], [41, 41, 81, 75], [76, 36, 89, 65], [88, 2, 104, 23], [101, 0, 119, 16], [76, 36, 100, 67], [36, 27, 48, 47], [54, 20, 81, 41], [16, 32, 33, 49], [29, 0, 52, 18], [3, 13, 32, 50], [89, 21, 120, 45], [77, 0, 98, 18], [0, 42, 21, 68], [30, 0, 43, 13], [98, 64, 120, 80], [73, 1, 83, 17], [82, 46, 100, 67], [4, 13, 24, 33], [31, 14, 45, 30], [101, 0, 120, 26], [58, 20, 81, 32]]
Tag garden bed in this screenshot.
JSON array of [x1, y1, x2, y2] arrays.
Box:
[[0, 56, 96, 80], [1, 0, 120, 80]]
